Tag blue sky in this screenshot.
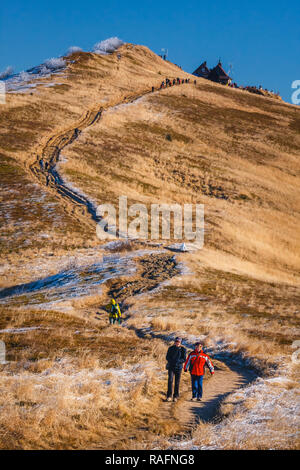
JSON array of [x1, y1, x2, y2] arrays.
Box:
[[0, 0, 299, 102]]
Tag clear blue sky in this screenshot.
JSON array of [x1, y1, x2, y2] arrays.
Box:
[[0, 0, 299, 102]]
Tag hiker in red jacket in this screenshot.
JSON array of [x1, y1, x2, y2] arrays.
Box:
[[184, 342, 214, 401]]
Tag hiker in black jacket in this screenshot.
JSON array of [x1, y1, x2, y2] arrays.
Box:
[[165, 337, 186, 402]]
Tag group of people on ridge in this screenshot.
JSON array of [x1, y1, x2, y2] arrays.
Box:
[[166, 336, 214, 402], [159, 77, 195, 89]]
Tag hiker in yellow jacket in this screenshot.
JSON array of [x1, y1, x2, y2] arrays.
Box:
[[107, 298, 122, 325]]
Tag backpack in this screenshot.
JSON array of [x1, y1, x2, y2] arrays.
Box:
[[111, 304, 119, 317]]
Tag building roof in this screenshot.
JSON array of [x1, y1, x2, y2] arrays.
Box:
[[208, 61, 231, 83], [192, 61, 210, 78]]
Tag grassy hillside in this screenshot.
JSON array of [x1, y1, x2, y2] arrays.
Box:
[[0, 43, 299, 450], [0, 44, 191, 284]]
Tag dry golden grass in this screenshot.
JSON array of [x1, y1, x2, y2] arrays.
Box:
[[1, 44, 300, 449], [127, 267, 300, 449], [0, 153, 97, 283], [0, 44, 190, 276], [60, 71, 300, 286], [191, 378, 300, 450], [150, 316, 182, 333], [0, 306, 178, 449]]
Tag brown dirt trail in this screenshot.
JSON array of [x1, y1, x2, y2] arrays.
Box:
[[27, 88, 158, 226], [21, 78, 259, 448], [172, 363, 256, 430]]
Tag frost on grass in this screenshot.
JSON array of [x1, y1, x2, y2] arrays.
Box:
[[42, 57, 66, 71], [0, 359, 154, 392], [66, 46, 83, 56], [0, 327, 43, 334], [93, 37, 124, 55], [0, 66, 14, 79], [192, 375, 300, 450], [0, 250, 156, 307], [4, 57, 66, 93], [4, 36, 123, 94], [0, 357, 159, 448], [0, 253, 137, 305]]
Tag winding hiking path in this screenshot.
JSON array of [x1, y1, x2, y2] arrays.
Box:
[[29, 106, 104, 223], [28, 85, 167, 225], [109, 326, 258, 447], [23, 77, 260, 447], [164, 362, 256, 432], [101, 357, 257, 450], [28, 78, 193, 225]]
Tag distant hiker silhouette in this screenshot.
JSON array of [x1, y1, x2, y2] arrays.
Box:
[[107, 298, 122, 325]]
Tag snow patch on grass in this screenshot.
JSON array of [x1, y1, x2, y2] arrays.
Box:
[[0, 327, 43, 334], [4, 57, 66, 94], [0, 249, 161, 307], [195, 376, 300, 450], [66, 46, 83, 56], [93, 37, 124, 55], [43, 57, 66, 71], [4, 36, 124, 94], [0, 66, 14, 79]]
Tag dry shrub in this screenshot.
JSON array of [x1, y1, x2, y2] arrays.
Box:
[[150, 316, 181, 333]]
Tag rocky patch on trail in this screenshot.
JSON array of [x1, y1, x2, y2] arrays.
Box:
[[107, 253, 179, 302]]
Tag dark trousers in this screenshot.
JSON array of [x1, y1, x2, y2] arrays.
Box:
[[191, 374, 203, 398], [167, 368, 182, 398]]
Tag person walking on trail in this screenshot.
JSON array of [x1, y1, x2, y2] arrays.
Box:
[[107, 298, 122, 325], [165, 337, 186, 402], [184, 342, 214, 401]]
